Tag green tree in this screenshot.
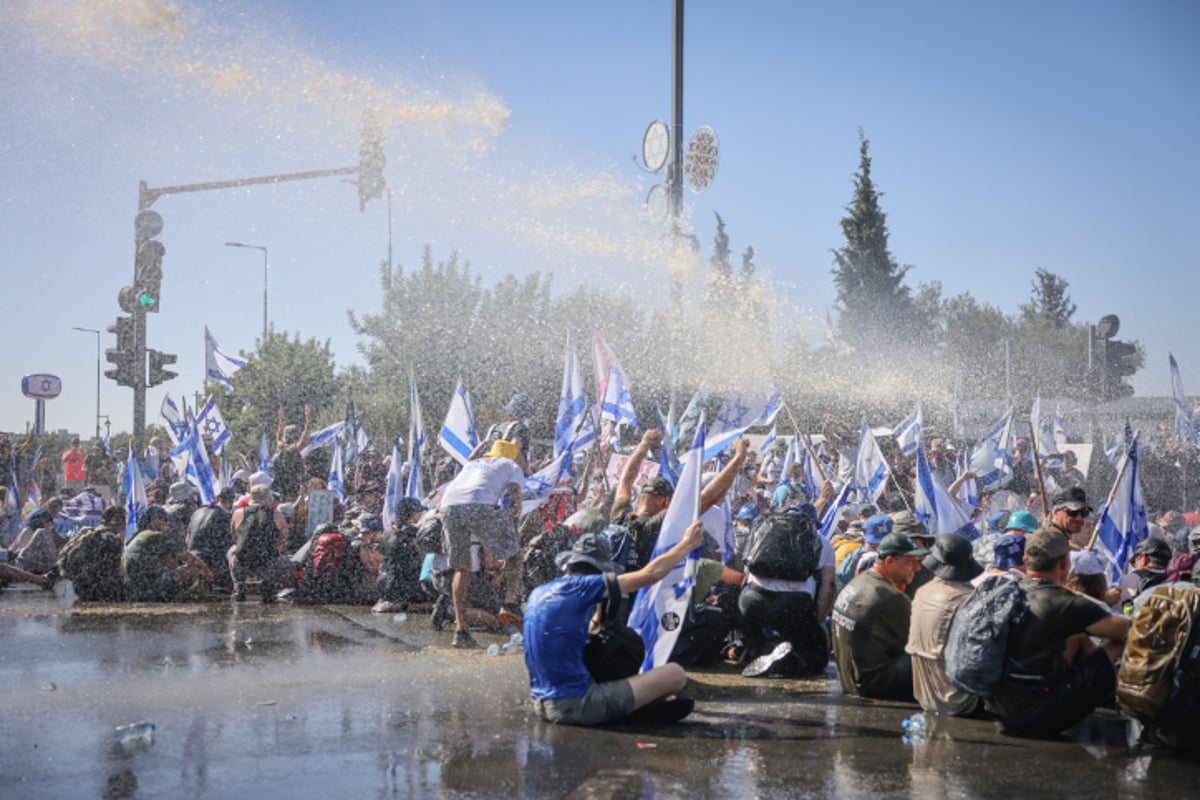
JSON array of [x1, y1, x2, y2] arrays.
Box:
[[1020, 268, 1077, 329]]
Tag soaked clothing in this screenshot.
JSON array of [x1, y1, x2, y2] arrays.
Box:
[[610, 497, 666, 571], [122, 530, 182, 602], [907, 576, 978, 716], [524, 574, 607, 702], [832, 569, 913, 699], [188, 504, 233, 582]]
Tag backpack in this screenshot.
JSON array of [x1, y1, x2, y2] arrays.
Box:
[[943, 574, 1029, 697], [742, 510, 820, 582], [58, 526, 124, 602], [309, 530, 350, 581], [521, 523, 574, 596], [234, 505, 280, 570], [1116, 585, 1200, 724], [602, 523, 635, 571]]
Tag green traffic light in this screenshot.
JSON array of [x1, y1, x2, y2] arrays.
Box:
[[138, 292, 157, 307]]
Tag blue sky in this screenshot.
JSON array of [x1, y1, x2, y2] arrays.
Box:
[[2, 0, 1197, 438]]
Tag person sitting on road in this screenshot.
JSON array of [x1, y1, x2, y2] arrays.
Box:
[[7, 507, 66, 577], [58, 506, 127, 601], [372, 498, 429, 614], [907, 534, 985, 716], [984, 529, 1131, 737], [832, 532, 929, 701], [1116, 537, 1171, 606], [228, 483, 291, 603], [835, 513, 891, 592], [523, 520, 705, 727], [122, 506, 213, 602], [973, 533, 1027, 585]]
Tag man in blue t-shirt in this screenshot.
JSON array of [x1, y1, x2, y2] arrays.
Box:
[[523, 519, 705, 726]]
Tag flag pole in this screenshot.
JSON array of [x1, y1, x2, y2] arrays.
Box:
[[1086, 428, 1140, 552], [1027, 424, 1050, 519], [781, 399, 827, 482]]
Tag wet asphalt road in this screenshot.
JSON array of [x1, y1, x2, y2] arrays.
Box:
[[2, 587, 1198, 799]]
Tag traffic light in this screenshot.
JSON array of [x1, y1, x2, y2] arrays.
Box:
[[147, 350, 178, 387], [105, 316, 140, 388], [133, 210, 164, 312], [1103, 339, 1139, 399], [357, 108, 386, 211]]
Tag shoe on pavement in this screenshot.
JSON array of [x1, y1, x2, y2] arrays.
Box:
[[742, 641, 794, 678], [452, 630, 479, 649], [498, 603, 523, 631]]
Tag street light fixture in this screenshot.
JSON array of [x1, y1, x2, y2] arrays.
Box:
[[224, 242, 269, 342], [72, 326, 101, 440]]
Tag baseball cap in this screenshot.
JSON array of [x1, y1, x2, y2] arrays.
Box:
[[864, 514, 894, 545], [877, 532, 930, 559], [249, 471, 273, 488], [1005, 511, 1039, 533], [1134, 537, 1172, 565], [987, 511, 1010, 532], [1025, 528, 1071, 564], [1051, 487, 1091, 513], [1069, 550, 1105, 577], [639, 476, 674, 498]]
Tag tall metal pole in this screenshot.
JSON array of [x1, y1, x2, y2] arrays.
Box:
[[670, 0, 685, 236], [72, 326, 101, 440], [225, 242, 269, 342]]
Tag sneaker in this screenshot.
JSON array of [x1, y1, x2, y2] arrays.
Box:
[[742, 641, 794, 678], [233, 585, 247, 602], [372, 600, 404, 614], [451, 630, 478, 649], [431, 601, 452, 632], [497, 603, 523, 631]]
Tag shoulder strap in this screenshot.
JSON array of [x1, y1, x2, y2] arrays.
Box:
[[601, 571, 623, 624]]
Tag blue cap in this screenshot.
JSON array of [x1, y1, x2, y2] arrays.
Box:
[[735, 503, 760, 521], [993, 534, 1026, 569], [865, 514, 894, 545], [987, 511, 1010, 532], [357, 513, 384, 533]]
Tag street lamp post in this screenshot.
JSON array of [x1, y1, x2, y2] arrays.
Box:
[[224, 242, 269, 342], [72, 326, 101, 440]]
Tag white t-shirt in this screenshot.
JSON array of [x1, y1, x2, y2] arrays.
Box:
[[440, 457, 525, 507], [746, 533, 835, 596]]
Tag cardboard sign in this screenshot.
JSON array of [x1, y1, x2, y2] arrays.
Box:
[[305, 489, 337, 536]]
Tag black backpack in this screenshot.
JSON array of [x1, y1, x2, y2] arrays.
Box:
[[521, 523, 574, 596], [743, 509, 820, 582], [234, 505, 280, 570]]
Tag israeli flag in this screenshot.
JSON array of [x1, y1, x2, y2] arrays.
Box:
[[969, 409, 1013, 489], [628, 414, 705, 670], [818, 481, 855, 538], [655, 403, 681, 487], [167, 436, 191, 484], [892, 402, 923, 455], [776, 433, 798, 486], [406, 372, 427, 499], [759, 422, 778, 456], [382, 434, 405, 531], [258, 427, 271, 473], [300, 421, 346, 456], [702, 386, 783, 462], [914, 439, 978, 539], [186, 416, 218, 505], [1053, 404, 1068, 451], [1030, 393, 1058, 457], [674, 387, 710, 451], [438, 378, 479, 466], [520, 440, 576, 516], [160, 395, 185, 445], [1170, 354, 1199, 447], [955, 448, 980, 509], [600, 365, 639, 429], [1094, 437, 1149, 585], [554, 336, 587, 458], [123, 447, 147, 542], [102, 428, 110, 455], [355, 418, 374, 454], [854, 421, 891, 503], [205, 326, 246, 394], [195, 395, 232, 453], [328, 438, 344, 502]]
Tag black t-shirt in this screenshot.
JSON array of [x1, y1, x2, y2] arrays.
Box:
[[273, 446, 305, 499], [611, 497, 666, 570]]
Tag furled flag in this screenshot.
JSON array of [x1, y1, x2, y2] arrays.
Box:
[[969, 408, 1014, 489], [328, 438, 345, 502], [161, 395, 185, 444], [1053, 404, 1068, 451], [854, 421, 892, 504], [555, 335, 587, 458], [204, 326, 246, 394], [195, 395, 232, 453], [702, 386, 783, 462], [300, 421, 346, 456], [802, 435, 823, 499], [102, 428, 110, 455], [892, 402, 923, 456], [341, 394, 359, 476], [955, 447, 980, 509], [776, 433, 798, 486], [628, 414, 706, 670], [258, 427, 271, 473], [406, 371, 427, 499], [1029, 393, 1058, 458], [655, 403, 681, 487], [914, 438, 978, 539], [674, 387, 710, 452], [25, 445, 43, 508], [123, 446, 147, 542], [439, 378, 479, 466], [1094, 436, 1149, 585], [1169, 354, 1199, 447], [355, 418, 373, 455], [382, 434, 405, 531]]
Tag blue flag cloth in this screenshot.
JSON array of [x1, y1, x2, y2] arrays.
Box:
[[1094, 437, 1149, 585], [438, 378, 479, 466], [186, 416, 218, 505], [382, 434, 405, 530], [600, 365, 639, 430], [161, 395, 185, 444], [1030, 393, 1058, 457], [328, 438, 345, 502], [258, 427, 271, 473], [355, 418, 373, 455], [123, 446, 147, 542], [554, 335, 587, 459], [300, 421, 347, 456], [520, 440, 576, 517], [759, 422, 777, 456], [854, 421, 891, 504], [702, 387, 783, 462], [195, 395, 232, 453], [914, 438, 978, 539], [819, 481, 855, 538], [892, 402, 923, 456], [628, 414, 705, 670], [654, 403, 681, 487], [406, 372, 427, 499], [802, 435, 823, 499], [674, 387, 710, 452], [969, 409, 1013, 489], [205, 326, 246, 394], [1170, 354, 1199, 447]]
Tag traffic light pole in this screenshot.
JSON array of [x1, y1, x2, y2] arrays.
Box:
[[138, 167, 358, 210], [133, 309, 147, 445]]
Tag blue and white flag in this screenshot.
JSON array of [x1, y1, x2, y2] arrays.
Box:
[[892, 402, 923, 456], [1030, 393, 1058, 457], [555, 336, 587, 458], [123, 446, 147, 542], [300, 421, 346, 456], [205, 326, 246, 394], [186, 416, 218, 505], [258, 427, 271, 473], [406, 371, 427, 499], [1053, 404, 1068, 451], [355, 418, 373, 454], [218, 449, 232, 492], [102, 428, 110, 455], [969, 409, 1013, 489], [955, 448, 980, 509], [776, 433, 798, 486], [328, 438, 345, 502], [759, 422, 778, 456], [628, 414, 705, 670], [161, 395, 185, 444], [520, 441, 576, 517], [600, 365, 639, 430], [854, 421, 891, 503], [1094, 437, 1148, 585], [802, 435, 823, 499], [438, 378, 479, 466], [195, 395, 232, 453], [702, 386, 783, 462], [915, 440, 978, 539], [819, 481, 856, 538], [382, 434, 405, 531], [1170, 354, 1199, 447], [655, 403, 681, 487], [674, 388, 710, 451]]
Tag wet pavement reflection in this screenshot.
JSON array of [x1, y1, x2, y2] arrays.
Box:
[[2, 588, 1197, 799]]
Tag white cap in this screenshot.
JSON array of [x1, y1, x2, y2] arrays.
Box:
[[249, 471, 273, 488]]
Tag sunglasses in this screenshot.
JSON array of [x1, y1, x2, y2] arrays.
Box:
[[1064, 508, 1088, 518]]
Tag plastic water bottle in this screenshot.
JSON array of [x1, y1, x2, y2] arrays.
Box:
[[500, 643, 513, 655], [509, 632, 524, 647], [115, 722, 156, 744], [486, 644, 502, 656], [901, 712, 927, 746], [392, 612, 408, 623]]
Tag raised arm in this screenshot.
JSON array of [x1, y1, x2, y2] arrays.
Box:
[[296, 404, 313, 451], [614, 429, 662, 508], [698, 438, 749, 514]]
